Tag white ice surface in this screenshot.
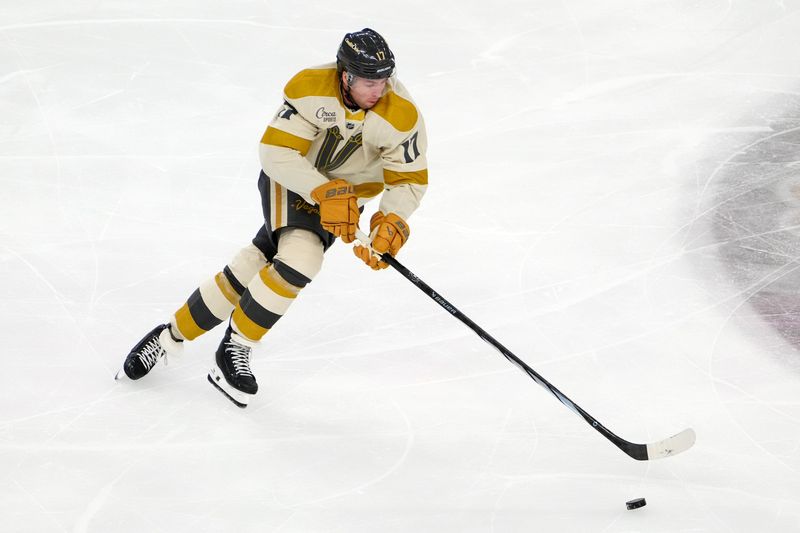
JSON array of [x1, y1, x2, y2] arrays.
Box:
[[2, 1, 800, 532]]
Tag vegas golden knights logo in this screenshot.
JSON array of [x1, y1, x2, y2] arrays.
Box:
[[314, 126, 363, 172], [376, 51, 386, 60]]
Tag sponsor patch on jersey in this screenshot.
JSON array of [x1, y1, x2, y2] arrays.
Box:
[[315, 107, 336, 123]]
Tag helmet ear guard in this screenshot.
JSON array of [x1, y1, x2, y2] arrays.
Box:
[[336, 28, 395, 80]]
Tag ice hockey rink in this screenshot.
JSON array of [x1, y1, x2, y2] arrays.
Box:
[[2, 1, 800, 531]]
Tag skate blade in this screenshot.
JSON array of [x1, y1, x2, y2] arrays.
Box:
[[207, 367, 253, 408], [114, 368, 130, 381]]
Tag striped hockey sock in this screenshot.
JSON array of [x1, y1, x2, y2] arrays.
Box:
[[230, 262, 303, 342], [171, 267, 245, 340]]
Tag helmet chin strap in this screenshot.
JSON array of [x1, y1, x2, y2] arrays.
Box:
[[340, 72, 362, 112]]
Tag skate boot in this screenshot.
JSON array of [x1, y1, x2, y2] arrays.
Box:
[[115, 324, 183, 381], [207, 325, 258, 408]]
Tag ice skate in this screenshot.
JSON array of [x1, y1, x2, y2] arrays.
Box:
[[207, 326, 258, 408], [115, 324, 183, 381]]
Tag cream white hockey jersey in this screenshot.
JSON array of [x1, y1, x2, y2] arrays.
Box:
[[258, 63, 428, 221]]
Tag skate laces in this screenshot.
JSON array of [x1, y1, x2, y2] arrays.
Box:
[[139, 338, 166, 370], [226, 340, 253, 377]]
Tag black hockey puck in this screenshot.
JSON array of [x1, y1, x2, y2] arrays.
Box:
[[625, 498, 646, 510]]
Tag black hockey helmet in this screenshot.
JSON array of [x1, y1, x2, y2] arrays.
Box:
[[336, 28, 395, 79]]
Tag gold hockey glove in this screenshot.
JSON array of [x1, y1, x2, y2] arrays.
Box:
[[310, 179, 360, 243], [353, 211, 410, 270]]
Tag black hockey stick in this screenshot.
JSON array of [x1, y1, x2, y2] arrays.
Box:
[[355, 231, 695, 461]]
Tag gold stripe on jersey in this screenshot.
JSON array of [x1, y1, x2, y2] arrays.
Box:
[[283, 68, 365, 122], [354, 182, 384, 198], [370, 92, 418, 132], [285, 68, 339, 100], [384, 168, 429, 186], [346, 109, 365, 121], [261, 126, 312, 156]]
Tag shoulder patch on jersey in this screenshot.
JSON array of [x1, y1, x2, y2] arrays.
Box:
[[369, 91, 418, 132], [284, 68, 339, 100]]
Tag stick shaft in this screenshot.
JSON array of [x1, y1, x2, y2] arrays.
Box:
[[378, 251, 648, 460]]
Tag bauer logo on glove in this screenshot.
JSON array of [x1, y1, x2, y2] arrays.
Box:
[[325, 185, 354, 198], [311, 179, 360, 243]]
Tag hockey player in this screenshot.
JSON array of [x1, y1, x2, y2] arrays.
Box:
[[116, 28, 428, 407]]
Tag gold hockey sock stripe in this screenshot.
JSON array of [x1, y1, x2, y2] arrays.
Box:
[[231, 306, 269, 341], [246, 272, 294, 316], [237, 290, 283, 330], [198, 277, 237, 323], [173, 284, 231, 341], [174, 302, 205, 340], [214, 272, 241, 306], [259, 265, 300, 299], [235, 264, 299, 322], [222, 266, 246, 295]]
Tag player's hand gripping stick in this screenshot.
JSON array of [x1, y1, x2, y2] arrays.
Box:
[[353, 212, 410, 269]]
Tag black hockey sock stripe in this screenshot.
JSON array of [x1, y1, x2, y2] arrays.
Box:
[[238, 290, 283, 330], [272, 259, 312, 288], [222, 266, 247, 295], [187, 289, 224, 331]]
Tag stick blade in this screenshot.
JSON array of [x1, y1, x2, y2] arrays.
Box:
[[645, 428, 696, 460]]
